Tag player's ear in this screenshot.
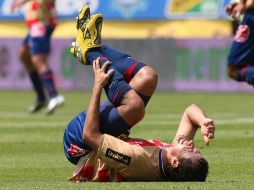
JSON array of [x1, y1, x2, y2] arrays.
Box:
[[170, 157, 179, 168]]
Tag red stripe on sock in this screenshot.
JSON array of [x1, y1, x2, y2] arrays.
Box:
[[112, 91, 120, 106], [123, 62, 140, 83]]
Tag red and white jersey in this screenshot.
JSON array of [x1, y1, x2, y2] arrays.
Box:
[[24, 0, 57, 27], [69, 134, 173, 182]]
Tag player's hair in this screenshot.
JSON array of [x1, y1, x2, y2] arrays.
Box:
[[164, 156, 209, 181]]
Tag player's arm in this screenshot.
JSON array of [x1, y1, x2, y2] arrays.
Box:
[[226, 0, 254, 20], [11, 0, 32, 12], [82, 58, 114, 150], [245, 0, 254, 9], [172, 104, 215, 145]]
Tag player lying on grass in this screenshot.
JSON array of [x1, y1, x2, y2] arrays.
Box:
[[63, 5, 215, 182], [226, 0, 254, 87], [67, 58, 215, 182]]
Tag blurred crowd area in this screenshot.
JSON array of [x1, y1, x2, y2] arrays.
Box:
[[1, 0, 249, 92], [0, 0, 234, 39]]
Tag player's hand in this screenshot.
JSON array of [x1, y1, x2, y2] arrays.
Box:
[[225, 2, 245, 21], [200, 118, 215, 146], [92, 57, 114, 88], [10, 0, 24, 12]]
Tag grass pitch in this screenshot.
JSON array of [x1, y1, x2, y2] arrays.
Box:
[[0, 91, 254, 190]]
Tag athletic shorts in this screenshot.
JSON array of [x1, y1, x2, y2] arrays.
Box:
[[63, 111, 91, 165], [23, 23, 54, 55], [228, 9, 254, 66]]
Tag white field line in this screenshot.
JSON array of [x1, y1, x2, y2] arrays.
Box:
[[0, 112, 30, 118], [138, 117, 254, 126], [0, 122, 66, 128], [0, 111, 254, 127], [0, 111, 244, 119], [1, 117, 254, 128]]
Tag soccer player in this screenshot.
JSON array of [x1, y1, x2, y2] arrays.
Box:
[[66, 58, 214, 182], [226, 0, 254, 87], [63, 5, 215, 182], [11, 0, 64, 115]]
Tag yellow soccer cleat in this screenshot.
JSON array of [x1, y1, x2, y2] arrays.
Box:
[[76, 4, 90, 30], [70, 13, 103, 65]]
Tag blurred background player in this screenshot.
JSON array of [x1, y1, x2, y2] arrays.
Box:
[[11, 0, 64, 115], [226, 0, 254, 87]]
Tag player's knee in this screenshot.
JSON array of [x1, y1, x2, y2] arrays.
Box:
[[142, 66, 158, 85], [137, 66, 158, 95]]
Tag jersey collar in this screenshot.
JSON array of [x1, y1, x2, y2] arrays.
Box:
[[159, 149, 168, 177]]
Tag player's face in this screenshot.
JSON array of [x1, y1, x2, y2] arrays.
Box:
[[167, 137, 201, 160], [177, 136, 200, 155]]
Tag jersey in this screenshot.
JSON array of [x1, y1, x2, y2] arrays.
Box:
[[69, 134, 173, 182], [24, 0, 57, 28], [22, 0, 57, 54]]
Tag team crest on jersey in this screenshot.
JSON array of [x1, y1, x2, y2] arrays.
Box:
[[234, 25, 250, 43], [105, 148, 131, 165]]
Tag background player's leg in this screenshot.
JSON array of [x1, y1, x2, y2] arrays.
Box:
[[31, 25, 64, 115], [19, 41, 46, 113]]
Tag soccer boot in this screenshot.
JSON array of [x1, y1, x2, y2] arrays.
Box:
[[76, 4, 90, 30], [70, 4, 91, 64], [28, 100, 46, 113], [45, 94, 65, 115], [70, 13, 103, 65]]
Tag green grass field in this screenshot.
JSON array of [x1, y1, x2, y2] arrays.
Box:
[[0, 91, 254, 190]]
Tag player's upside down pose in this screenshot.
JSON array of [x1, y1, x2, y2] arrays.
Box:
[[63, 5, 215, 182]]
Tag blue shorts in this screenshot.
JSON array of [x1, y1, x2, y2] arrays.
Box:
[[228, 9, 254, 66], [22, 24, 54, 55], [63, 111, 91, 165]]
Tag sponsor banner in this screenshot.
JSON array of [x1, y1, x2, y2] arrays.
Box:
[[165, 0, 221, 19], [0, 0, 233, 20], [104, 39, 253, 92], [0, 37, 252, 92]]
